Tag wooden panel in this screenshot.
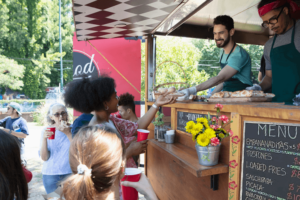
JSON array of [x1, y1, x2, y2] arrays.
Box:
[[149, 140, 228, 177], [228, 113, 243, 200], [146, 101, 300, 122], [147, 143, 229, 200]]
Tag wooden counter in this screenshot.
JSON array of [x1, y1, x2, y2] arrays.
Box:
[[144, 101, 300, 200]]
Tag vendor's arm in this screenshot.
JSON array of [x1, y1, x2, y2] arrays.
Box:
[[211, 83, 223, 95], [259, 70, 272, 91], [195, 66, 238, 92], [137, 95, 176, 129]]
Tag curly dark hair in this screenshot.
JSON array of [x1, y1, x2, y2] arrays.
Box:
[[213, 15, 234, 31], [64, 76, 116, 113], [118, 93, 135, 114]]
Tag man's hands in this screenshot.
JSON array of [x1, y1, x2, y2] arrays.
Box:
[[178, 86, 197, 100], [246, 84, 262, 91], [121, 173, 158, 200], [126, 139, 148, 158]]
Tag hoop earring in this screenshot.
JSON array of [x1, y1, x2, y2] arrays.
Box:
[[105, 105, 109, 110]]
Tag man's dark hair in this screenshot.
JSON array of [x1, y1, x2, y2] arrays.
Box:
[[64, 76, 116, 113], [0, 130, 28, 200], [118, 93, 135, 114], [213, 15, 234, 31]]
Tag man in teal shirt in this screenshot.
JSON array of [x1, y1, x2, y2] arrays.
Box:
[[180, 15, 253, 98]]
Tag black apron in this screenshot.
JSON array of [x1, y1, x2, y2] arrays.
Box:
[[220, 44, 251, 92]]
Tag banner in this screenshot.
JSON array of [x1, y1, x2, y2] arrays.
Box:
[[73, 34, 141, 117]]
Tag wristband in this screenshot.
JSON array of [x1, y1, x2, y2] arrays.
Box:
[[152, 104, 159, 110]]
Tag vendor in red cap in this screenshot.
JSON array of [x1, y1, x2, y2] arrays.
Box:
[[246, 0, 300, 104]]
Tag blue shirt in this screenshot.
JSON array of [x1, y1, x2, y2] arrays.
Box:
[[71, 113, 93, 138], [0, 117, 29, 144], [220, 46, 253, 86], [39, 128, 72, 175]]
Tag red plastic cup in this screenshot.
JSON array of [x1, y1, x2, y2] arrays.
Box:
[[116, 112, 122, 118], [47, 127, 56, 140], [137, 129, 150, 142], [121, 168, 142, 200]]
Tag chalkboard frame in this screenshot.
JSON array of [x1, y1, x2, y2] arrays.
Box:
[[240, 120, 300, 200], [176, 109, 218, 133]]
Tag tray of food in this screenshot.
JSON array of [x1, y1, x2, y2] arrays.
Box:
[[207, 90, 275, 103]]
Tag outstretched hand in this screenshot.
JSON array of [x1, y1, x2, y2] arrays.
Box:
[[155, 94, 176, 107]]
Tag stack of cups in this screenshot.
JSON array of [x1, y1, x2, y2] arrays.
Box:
[[121, 168, 142, 200], [164, 130, 175, 144]]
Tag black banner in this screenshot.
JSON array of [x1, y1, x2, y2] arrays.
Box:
[[73, 51, 99, 80], [241, 122, 300, 200]]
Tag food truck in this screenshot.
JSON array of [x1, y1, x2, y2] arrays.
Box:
[[71, 0, 300, 199]]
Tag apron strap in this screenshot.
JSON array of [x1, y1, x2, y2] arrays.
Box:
[[220, 43, 236, 63], [294, 82, 300, 94]]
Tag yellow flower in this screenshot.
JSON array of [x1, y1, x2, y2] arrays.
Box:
[[204, 123, 210, 129], [185, 121, 195, 133], [197, 118, 208, 125], [204, 128, 216, 139], [219, 133, 225, 139], [191, 123, 203, 135], [191, 132, 197, 141], [197, 134, 210, 147]]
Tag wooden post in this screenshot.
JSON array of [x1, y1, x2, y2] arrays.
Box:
[[228, 113, 242, 200]]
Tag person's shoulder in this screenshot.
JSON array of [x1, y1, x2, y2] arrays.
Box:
[[234, 46, 250, 59], [264, 37, 274, 48]]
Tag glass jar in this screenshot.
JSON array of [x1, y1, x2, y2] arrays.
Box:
[[158, 126, 167, 142]]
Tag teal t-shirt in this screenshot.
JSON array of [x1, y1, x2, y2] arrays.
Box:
[[220, 46, 253, 86]]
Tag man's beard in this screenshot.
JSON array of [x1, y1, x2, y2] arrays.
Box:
[[215, 36, 230, 48]]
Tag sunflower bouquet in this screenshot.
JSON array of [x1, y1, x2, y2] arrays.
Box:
[[185, 104, 233, 147]]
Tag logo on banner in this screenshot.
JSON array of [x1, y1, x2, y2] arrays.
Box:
[[73, 51, 99, 80]]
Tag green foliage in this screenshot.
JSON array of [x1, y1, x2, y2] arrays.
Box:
[[0, 0, 74, 99], [0, 55, 25, 90], [141, 37, 210, 100], [191, 39, 264, 84], [152, 111, 164, 126]]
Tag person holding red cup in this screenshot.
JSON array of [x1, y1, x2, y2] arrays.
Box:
[[39, 103, 73, 194]]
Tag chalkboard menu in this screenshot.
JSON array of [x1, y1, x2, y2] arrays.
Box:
[[177, 111, 214, 132], [241, 121, 300, 200]]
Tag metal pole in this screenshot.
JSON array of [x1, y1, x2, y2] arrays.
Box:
[[59, 0, 63, 92]]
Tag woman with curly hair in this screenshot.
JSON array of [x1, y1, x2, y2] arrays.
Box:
[[39, 103, 72, 194], [118, 93, 138, 123], [64, 76, 175, 168]]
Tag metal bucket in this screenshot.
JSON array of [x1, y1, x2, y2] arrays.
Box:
[[164, 134, 175, 144], [195, 144, 221, 166]]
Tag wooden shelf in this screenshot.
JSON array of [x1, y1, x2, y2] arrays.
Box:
[[149, 139, 228, 177]]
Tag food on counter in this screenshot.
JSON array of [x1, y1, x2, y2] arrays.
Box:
[[231, 90, 265, 98], [210, 90, 275, 98], [168, 87, 176, 93], [157, 88, 168, 94]]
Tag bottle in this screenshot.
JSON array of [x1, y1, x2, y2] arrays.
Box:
[[13, 124, 21, 132]]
